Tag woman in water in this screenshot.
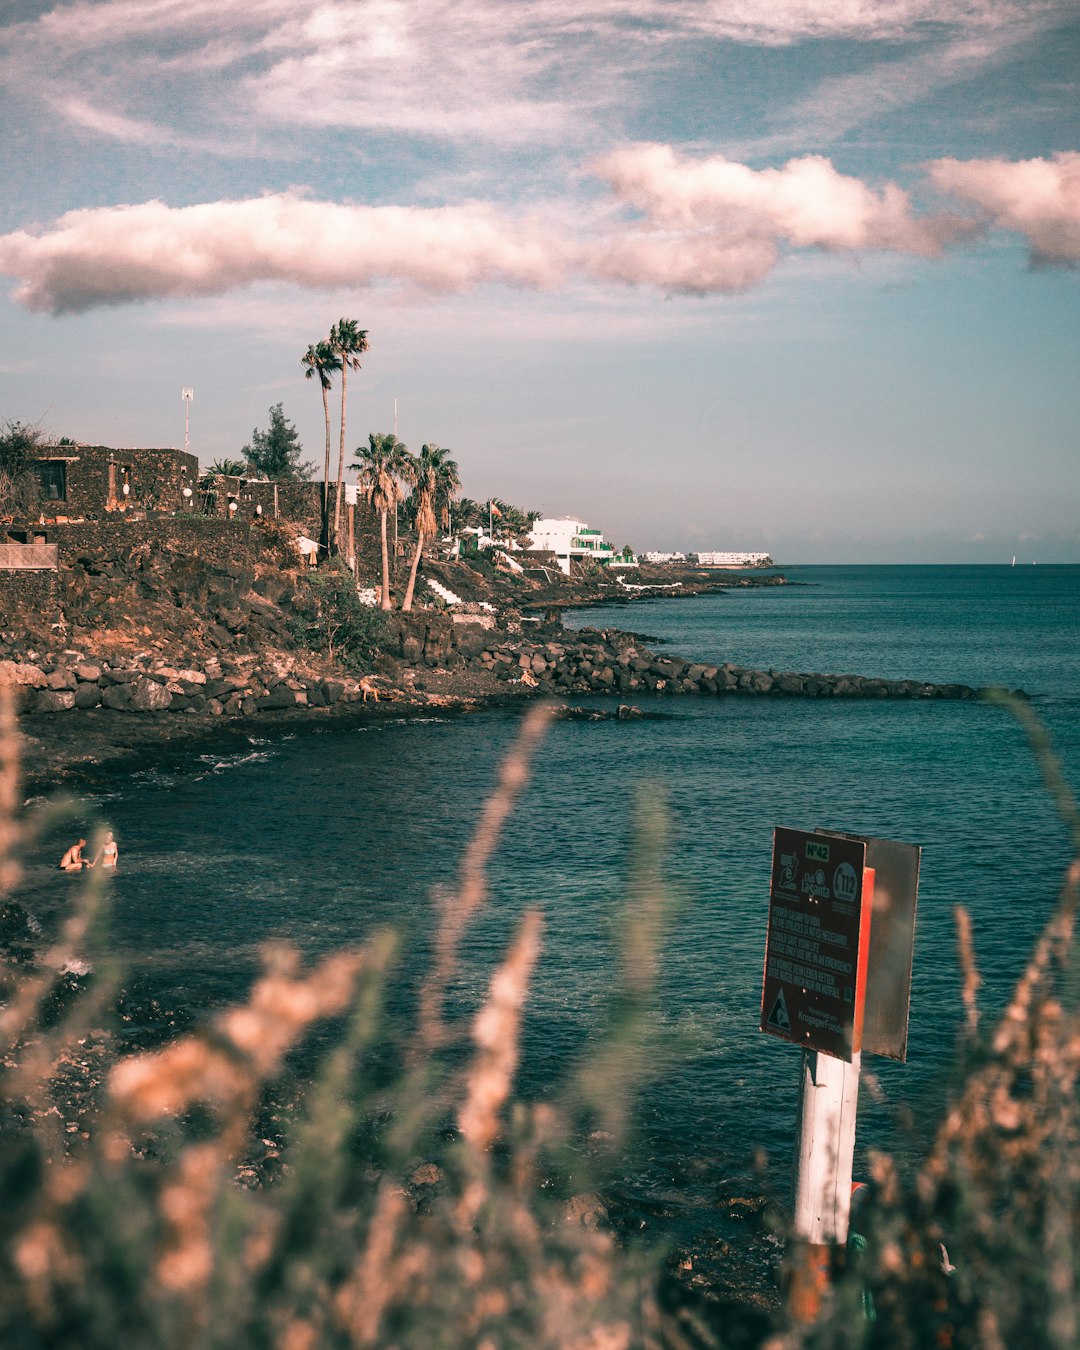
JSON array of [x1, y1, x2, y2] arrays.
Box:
[[91, 832, 119, 869]]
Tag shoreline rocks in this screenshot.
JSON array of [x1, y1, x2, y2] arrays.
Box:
[[0, 653, 365, 719], [1, 621, 1024, 723]]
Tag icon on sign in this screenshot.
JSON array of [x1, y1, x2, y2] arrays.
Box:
[[833, 862, 859, 902], [766, 989, 791, 1032]]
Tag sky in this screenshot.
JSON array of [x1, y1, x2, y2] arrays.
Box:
[[1, 1, 1078, 562]]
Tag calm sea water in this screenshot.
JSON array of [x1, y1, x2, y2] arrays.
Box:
[[22, 564, 1080, 1261]]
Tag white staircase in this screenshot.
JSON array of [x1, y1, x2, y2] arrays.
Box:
[[427, 578, 463, 606]]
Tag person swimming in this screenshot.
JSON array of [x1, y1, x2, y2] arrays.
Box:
[[59, 839, 87, 872]]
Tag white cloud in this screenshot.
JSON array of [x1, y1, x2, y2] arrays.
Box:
[[2, 148, 1072, 313], [926, 152, 1080, 262], [1, 0, 1065, 155], [585, 143, 983, 292], [587, 232, 780, 295], [0, 195, 572, 314]]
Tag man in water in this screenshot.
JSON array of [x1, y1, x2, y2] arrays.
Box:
[[90, 832, 119, 870], [59, 839, 87, 872]]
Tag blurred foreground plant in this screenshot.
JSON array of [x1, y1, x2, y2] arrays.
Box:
[[0, 696, 693, 1350], [7, 685, 1078, 1350]]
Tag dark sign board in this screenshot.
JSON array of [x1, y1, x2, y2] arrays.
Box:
[[760, 828, 873, 1062]]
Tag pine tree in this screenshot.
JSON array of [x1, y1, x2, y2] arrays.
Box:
[[242, 404, 312, 481]]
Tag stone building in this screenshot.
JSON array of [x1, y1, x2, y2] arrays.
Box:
[[23, 444, 200, 519], [205, 474, 324, 534]]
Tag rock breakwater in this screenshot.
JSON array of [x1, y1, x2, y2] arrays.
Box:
[[395, 620, 1011, 702]]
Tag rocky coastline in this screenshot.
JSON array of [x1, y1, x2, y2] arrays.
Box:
[[0, 527, 1026, 794], [7, 611, 1020, 799]]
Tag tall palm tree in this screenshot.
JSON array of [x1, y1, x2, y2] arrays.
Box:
[[434, 456, 462, 534], [329, 318, 369, 552], [402, 443, 460, 612], [301, 338, 341, 550], [352, 432, 410, 610]]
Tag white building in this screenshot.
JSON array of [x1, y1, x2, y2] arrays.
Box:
[[641, 551, 687, 564], [692, 551, 774, 567], [527, 516, 621, 575]]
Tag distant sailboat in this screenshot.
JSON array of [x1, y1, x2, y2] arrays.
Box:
[[1011, 556, 1016, 566]]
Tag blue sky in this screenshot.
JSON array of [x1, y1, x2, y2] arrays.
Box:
[[1, 0, 1078, 561]]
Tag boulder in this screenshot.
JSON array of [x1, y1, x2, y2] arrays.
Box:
[[46, 667, 77, 691], [0, 661, 47, 689], [101, 684, 135, 711], [75, 663, 103, 683], [74, 682, 102, 709], [34, 690, 76, 713], [130, 677, 173, 712], [321, 680, 345, 712], [259, 685, 302, 709]]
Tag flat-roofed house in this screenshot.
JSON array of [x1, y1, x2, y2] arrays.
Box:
[[527, 516, 618, 575], [23, 444, 200, 519]]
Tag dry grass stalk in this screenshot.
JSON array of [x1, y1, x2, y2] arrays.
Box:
[[458, 908, 543, 1155], [954, 905, 981, 1039], [0, 681, 20, 897], [419, 700, 553, 1050]]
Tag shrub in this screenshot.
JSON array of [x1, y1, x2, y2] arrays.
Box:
[[0, 419, 44, 518], [255, 515, 306, 570], [288, 565, 386, 671]]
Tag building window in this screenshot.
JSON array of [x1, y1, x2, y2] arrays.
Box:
[[35, 461, 67, 502]]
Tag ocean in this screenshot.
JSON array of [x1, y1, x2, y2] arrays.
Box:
[[21, 563, 1080, 1268]]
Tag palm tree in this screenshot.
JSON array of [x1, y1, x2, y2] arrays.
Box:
[[352, 432, 410, 610], [206, 458, 247, 478], [301, 338, 342, 551], [402, 444, 460, 612], [434, 456, 462, 534], [329, 318, 369, 552]]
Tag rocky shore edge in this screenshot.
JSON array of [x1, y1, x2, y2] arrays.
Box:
[[5, 613, 1026, 796], [5, 613, 1020, 717]]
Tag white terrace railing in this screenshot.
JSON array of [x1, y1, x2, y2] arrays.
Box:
[[0, 543, 59, 571]]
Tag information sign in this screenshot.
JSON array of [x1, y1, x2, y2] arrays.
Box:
[[760, 827, 874, 1061]]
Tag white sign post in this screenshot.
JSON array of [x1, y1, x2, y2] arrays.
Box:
[[788, 1049, 862, 1319]]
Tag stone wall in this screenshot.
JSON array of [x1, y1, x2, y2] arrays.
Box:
[[0, 571, 59, 616], [36, 516, 254, 568], [204, 477, 381, 575], [208, 476, 323, 534], [25, 445, 200, 518]]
